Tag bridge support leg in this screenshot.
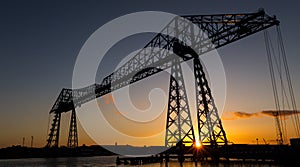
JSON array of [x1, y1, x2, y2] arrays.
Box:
[[67, 108, 78, 148], [193, 57, 227, 146], [165, 57, 195, 147], [46, 112, 61, 148]]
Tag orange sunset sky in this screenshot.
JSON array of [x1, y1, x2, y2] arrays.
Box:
[[1, 1, 300, 149]]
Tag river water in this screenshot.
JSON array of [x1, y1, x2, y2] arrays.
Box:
[[0, 156, 285, 167]]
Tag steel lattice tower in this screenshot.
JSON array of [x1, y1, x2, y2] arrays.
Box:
[[193, 57, 227, 146], [165, 57, 195, 147], [46, 112, 61, 148], [67, 108, 78, 148], [169, 40, 227, 147]]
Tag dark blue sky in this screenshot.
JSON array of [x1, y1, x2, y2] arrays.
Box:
[[1, 0, 300, 147]]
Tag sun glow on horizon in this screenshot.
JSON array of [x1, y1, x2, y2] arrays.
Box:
[[195, 138, 202, 148]]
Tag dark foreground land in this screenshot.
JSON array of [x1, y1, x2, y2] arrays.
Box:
[[1, 144, 300, 166], [117, 144, 300, 165]]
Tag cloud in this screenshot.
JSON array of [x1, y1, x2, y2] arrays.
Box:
[[222, 111, 259, 120], [261, 110, 300, 118], [222, 110, 300, 120], [233, 111, 259, 118]]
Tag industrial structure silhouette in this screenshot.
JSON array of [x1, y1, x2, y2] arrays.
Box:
[[45, 9, 299, 153]]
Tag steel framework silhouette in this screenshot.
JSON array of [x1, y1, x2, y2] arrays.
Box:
[[45, 9, 279, 148]]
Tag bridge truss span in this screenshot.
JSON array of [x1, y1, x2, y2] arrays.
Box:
[[46, 9, 279, 148]]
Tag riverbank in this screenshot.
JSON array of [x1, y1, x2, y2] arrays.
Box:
[[0, 145, 115, 159]]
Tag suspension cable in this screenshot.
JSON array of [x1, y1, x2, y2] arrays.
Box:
[[264, 30, 284, 144], [268, 31, 288, 142], [276, 26, 300, 137]]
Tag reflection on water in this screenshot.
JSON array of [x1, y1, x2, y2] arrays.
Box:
[[0, 156, 285, 167], [0, 156, 116, 167]]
